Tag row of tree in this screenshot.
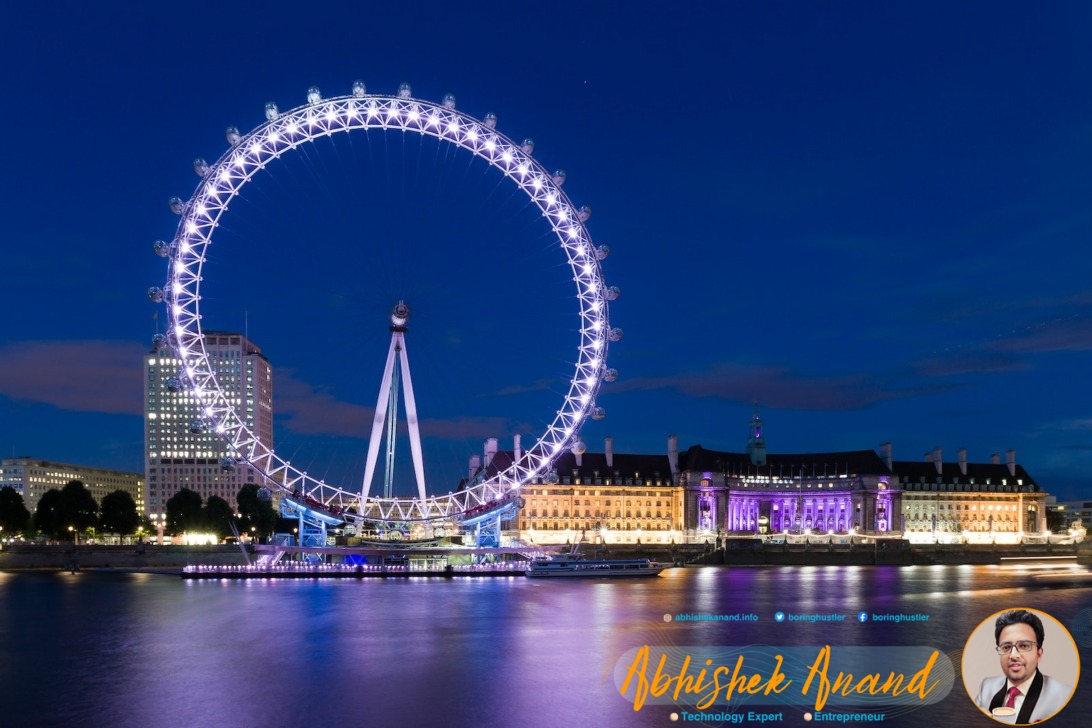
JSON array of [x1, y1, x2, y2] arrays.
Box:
[[0, 481, 279, 541], [0, 481, 130, 539], [165, 484, 279, 539]]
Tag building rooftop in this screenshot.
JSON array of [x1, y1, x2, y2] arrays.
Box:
[[681, 444, 891, 478]]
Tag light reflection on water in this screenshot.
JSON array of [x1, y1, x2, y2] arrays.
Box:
[[0, 566, 1087, 728]]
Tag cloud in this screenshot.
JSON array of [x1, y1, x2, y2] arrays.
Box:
[[986, 317, 1092, 354], [0, 340, 145, 415], [274, 371, 520, 441], [273, 373, 374, 437], [910, 313, 1092, 377], [420, 416, 518, 440], [914, 353, 1030, 377], [494, 378, 555, 396], [610, 362, 955, 410], [1035, 418, 1092, 434]]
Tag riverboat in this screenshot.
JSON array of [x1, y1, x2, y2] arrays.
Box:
[[525, 552, 668, 578]]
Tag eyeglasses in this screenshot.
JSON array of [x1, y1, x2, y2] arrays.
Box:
[[995, 641, 1039, 654]]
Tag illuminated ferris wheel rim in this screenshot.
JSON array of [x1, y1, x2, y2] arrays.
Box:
[[151, 82, 619, 521]]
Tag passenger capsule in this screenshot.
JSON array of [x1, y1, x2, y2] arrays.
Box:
[[225, 126, 242, 145], [442, 93, 456, 109], [596, 244, 610, 260], [306, 86, 322, 104], [551, 169, 566, 186], [521, 138, 535, 155], [147, 286, 165, 303], [264, 102, 279, 121], [258, 486, 273, 501], [352, 80, 367, 97], [591, 407, 606, 420], [609, 327, 624, 342], [544, 470, 559, 485], [577, 205, 592, 222], [483, 112, 497, 129], [219, 456, 236, 472], [193, 158, 209, 177], [152, 333, 169, 350], [168, 197, 185, 215], [571, 440, 587, 455], [165, 377, 181, 393], [605, 285, 621, 301], [603, 368, 618, 382], [398, 83, 413, 99], [153, 240, 172, 257], [188, 419, 207, 434]]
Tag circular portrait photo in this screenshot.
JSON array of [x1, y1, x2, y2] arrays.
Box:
[[962, 608, 1080, 724]]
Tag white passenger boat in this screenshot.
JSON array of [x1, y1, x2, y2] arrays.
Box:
[[525, 552, 668, 578]]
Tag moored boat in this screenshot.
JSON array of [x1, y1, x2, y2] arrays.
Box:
[[525, 552, 668, 578]]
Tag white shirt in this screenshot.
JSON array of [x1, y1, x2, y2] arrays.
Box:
[[1004, 669, 1038, 716]]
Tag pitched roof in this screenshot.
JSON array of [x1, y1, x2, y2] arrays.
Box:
[[680, 444, 891, 477], [891, 460, 1039, 490], [465, 448, 673, 487]]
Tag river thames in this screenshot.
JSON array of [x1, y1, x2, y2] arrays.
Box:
[[0, 565, 1088, 728]]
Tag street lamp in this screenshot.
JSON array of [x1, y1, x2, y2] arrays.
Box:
[[68, 525, 77, 546]]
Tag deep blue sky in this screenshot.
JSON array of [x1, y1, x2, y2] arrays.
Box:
[[2, 2, 1092, 500]]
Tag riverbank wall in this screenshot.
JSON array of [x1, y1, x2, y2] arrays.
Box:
[[686, 539, 1090, 566], [0, 544, 251, 572], [2, 540, 1088, 572]]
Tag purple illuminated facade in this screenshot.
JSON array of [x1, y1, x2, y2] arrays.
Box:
[[679, 445, 898, 536]]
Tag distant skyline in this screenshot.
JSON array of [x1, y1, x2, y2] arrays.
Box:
[[2, 2, 1091, 500]]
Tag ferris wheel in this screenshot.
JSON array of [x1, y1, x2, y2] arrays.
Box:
[[148, 81, 620, 527]]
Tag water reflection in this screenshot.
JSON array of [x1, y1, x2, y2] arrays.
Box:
[[0, 567, 1087, 728]]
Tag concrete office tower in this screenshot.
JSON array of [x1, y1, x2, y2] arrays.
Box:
[[0, 458, 144, 516], [144, 332, 273, 517]]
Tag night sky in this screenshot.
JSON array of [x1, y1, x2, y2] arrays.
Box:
[[2, 2, 1091, 500]]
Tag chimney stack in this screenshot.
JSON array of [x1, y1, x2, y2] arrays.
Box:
[[513, 434, 521, 465], [924, 447, 942, 474], [605, 436, 614, 468], [484, 438, 498, 468], [880, 442, 893, 470], [575, 451, 583, 467], [469, 454, 480, 481], [667, 435, 679, 476], [958, 448, 967, 476], [1006, 449, 1016, 477], [991, 453, 1001, 465]]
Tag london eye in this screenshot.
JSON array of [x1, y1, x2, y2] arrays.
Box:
[[148, 81, 620, 536]]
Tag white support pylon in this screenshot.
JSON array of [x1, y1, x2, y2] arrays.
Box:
[[361, 302, 428, 501]]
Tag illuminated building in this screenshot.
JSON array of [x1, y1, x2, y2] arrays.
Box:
[[892, 447, 1047, 544], [675, 409, 894, 538], [144, 332, 272, 517], [0, 457, 144, 516], [474, 437, 684, 545], [675, 413, 1055, 544], [1053, 499, 1092, 529], [479, 409, 1059, 546]]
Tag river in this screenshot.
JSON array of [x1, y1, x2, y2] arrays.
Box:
[[0, 565, 1088, 727]]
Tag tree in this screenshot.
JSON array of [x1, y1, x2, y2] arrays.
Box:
[[34, 482, 99, 539], [166, 488, 203, 534], [0, 486, 31, 535], [203, 496, 235, 538], [34, 489, 64, 538], [60, 480, 99, 533], [236, 484, 278, 538], [100, 490, 140, 535]]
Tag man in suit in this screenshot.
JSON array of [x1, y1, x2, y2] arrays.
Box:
[[975, 609, 1073, 724]]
